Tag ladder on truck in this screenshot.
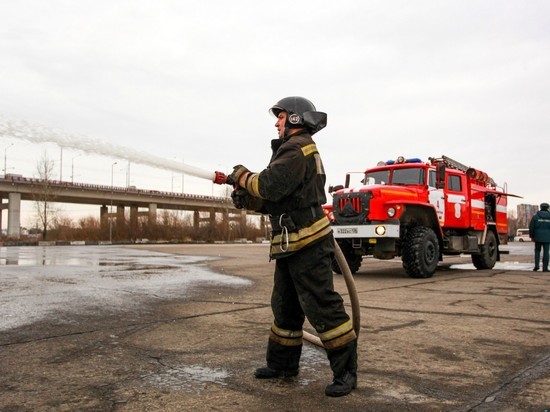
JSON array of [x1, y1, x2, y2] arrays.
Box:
[[440, 155, 469, 172], [431, 155, 496, 187]]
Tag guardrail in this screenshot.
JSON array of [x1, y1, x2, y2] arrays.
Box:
[[0, 174, 228, 203]]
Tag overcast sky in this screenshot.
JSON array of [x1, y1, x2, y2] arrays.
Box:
[[1, 0, 549, 226]]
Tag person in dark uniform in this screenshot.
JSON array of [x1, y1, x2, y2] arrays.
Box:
[[227, 96, 358, 397], [529, 202, 550, 272]]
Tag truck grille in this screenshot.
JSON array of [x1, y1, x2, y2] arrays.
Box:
[[333, 191, 372, 225], [339, 196, 362, 212]]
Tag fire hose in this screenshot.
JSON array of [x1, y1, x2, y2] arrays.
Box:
[[213, 171, 361, 348]]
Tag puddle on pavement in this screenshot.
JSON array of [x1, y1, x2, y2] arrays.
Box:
[[450, 262, 534, 271], [0, 246, 204, 266], [0, 246, 252, 332], [144, 365, 231, 392], [297, 344, 330, 386], [143, 345, 329, 392]]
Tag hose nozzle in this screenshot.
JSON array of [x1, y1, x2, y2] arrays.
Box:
[[214, 171, 237, 186], [213, 171, 227, 185]]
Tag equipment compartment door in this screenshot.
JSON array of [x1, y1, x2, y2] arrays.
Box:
[[444, 172, 469, 229]]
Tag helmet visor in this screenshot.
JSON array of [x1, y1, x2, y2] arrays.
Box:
[[269, 105, 285, 117]]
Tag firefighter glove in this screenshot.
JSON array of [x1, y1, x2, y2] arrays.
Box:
[[227, 164, 249, 187], [231, 189, 249, 209]]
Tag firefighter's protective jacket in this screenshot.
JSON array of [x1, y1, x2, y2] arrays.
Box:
[[529, 209, 550, 243], [243, 130, 332, 258]]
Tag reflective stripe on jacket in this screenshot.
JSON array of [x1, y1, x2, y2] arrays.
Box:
[[245, 131, 331, 258]]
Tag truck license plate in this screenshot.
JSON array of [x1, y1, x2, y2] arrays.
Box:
[[336, 227, 358, 234]]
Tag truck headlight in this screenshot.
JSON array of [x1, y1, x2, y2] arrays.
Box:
[[387, 207, 396, 217], [375, 225, 386, 236]]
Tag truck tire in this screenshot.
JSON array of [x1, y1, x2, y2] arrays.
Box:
[[471, 230, 498, 270], [402, 226, 439, 278], [332, 241, 362, 275]]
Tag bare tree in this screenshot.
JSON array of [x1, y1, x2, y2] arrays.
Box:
[[33, 151, 60, 240]]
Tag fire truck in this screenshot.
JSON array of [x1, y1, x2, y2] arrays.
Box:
[[326, 155, 515, 278]]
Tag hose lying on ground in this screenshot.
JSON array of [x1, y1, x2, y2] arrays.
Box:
[[303, 239, 361, 348]]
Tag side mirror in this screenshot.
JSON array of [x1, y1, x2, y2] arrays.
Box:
[[329, 184, 344, 194]]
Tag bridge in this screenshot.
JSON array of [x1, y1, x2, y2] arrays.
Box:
[[0, 174, 261, 239]]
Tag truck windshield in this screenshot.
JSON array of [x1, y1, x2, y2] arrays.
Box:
[[392, 167, 425, 185], [363, 170, 390, 185]]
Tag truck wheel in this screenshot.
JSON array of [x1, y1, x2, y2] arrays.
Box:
[[332, 241, 362, 274], [402, 226, 439, 278], [472, 230, 498, 269]]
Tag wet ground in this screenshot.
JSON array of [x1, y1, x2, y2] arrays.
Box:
[[0, 242, 548, 411], [0, 247, 250, 332]]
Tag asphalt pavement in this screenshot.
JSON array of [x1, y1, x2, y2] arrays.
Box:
[[0, 242, 548, 411]]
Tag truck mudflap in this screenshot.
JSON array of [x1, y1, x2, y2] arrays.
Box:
[[333, 223, 400, 239]]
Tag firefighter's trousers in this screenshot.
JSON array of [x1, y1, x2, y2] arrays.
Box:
[[265, 235, 357, 377]]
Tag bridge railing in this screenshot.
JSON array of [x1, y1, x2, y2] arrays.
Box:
[[0, 174, 229, 203]]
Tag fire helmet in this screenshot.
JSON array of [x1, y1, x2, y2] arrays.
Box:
[[269, 96, 327, 135]]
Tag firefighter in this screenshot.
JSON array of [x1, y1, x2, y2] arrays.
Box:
[[529, 202, 550, 272], [227, 96, 358, 397]]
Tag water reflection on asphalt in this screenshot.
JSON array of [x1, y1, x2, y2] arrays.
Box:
[[0, 246, 251, 332]]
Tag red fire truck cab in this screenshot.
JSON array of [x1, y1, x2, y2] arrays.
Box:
[[326, 155, 514, 278]]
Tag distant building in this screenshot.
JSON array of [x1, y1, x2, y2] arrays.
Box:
[[517, 203, 538, 228]]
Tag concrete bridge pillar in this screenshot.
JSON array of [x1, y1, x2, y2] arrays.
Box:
[[7, 192, 21, 239], [222, 209, 229, 241], [193, 210, 199, 231], [100, 205, 108, 237], [149, 203, 157, 224], [116, 205, 125, 231], [130, 205, 138, 238], [260, 215, 267, 238], [0, 198, 6, 234]]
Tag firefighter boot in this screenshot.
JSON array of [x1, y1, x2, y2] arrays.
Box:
[[325, 339, 358, 397], [255, 339, 301, 379], [325, 370, 357, 397]]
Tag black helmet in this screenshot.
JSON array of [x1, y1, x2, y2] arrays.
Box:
[[269, 96, 327, 135], [541, 203, 549, 210]]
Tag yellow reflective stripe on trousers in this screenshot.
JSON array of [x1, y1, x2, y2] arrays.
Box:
[[270, 217, 332, 255], [318, 320, 353, 342], [271, 324, 303, 338], [318, 320, 357, 350], [270, 324, 303, 347]]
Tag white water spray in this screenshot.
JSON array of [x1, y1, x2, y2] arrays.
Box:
[[0, 117, 216, 181]]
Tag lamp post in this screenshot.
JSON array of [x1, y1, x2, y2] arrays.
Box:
[[182, 158, 185, 194], [71, 155, 80, 183], [126, 161, 131, 187], [59, 147, 63, 181], [110, 161, 117, 243], [3, 143, 14, 177]]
